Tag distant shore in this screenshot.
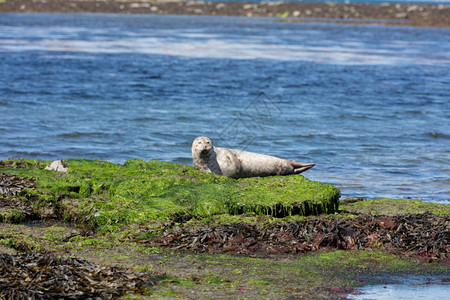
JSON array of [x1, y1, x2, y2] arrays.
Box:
[[1, 0, 449, 27]]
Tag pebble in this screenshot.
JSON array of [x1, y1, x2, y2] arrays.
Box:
[[130, 3, 150, 9], [407, 5, 418, 12], [243, 4, 255, 10], [215, 3, 225, 10]]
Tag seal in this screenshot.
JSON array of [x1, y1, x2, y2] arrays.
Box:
[[192, 136, 315, 178]]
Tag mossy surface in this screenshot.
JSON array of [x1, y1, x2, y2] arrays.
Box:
[[1, 222, 447, 300], [0, 158, 340, 231], [341, 198, 450, 216], [1, 158, 448, 299]]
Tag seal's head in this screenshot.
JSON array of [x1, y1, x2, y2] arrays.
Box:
[[192, 136, 213, 158]]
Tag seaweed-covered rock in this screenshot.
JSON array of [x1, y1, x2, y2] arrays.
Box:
[[0, 159, 340, 231], [0, 173, 36, 196], [146, 213, 449, 261], [0, 252, 156, 299]]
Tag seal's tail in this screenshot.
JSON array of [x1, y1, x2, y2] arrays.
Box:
[[290, 161, 315, 174]]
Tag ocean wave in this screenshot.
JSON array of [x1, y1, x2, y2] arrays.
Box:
[[53, 132, 113, 139], [426, 132, 450, 139]]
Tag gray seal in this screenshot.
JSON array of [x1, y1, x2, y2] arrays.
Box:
[[192, 136, 315, 178]]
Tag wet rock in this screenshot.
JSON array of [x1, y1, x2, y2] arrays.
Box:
[[396, 12, 408, 19], [146, 213, 449, 261], [0, 173, 36, 196], [0, 0, 449, 27], [130, 3, 151, 9], [407, 5, 419, 12], [0, 252, 157, 299]]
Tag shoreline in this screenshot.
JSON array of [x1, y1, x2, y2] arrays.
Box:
[[1, 158, 449, 298], [0, 0, 449, 27]]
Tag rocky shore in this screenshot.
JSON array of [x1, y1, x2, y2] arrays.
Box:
[[1, 0, 449, 27], [0, 158, 449, 298]]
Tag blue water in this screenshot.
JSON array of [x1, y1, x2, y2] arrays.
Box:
[[0, 13, 449, 202], [349, 276, 450, 300]]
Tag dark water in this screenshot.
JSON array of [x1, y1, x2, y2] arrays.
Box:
[[1, 13, 449, 202]]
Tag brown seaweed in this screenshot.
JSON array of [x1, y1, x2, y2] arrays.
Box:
[[0, 252, 156, 299], [0, 173, 37, 196], [145, 213, 449, 262]]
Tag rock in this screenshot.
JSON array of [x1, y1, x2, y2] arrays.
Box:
[[45, 160, 68, 174], [407, 5, 418, 12], [130, 3, 150, 9], [0, 252, 156, 298], [243, 4, 254, 10], [292, 10, 300, 17]]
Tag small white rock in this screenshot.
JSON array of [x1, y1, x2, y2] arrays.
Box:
[[215, 3, 225, 10], [45, 160, 68, 174], [407, 5, 418, 12]]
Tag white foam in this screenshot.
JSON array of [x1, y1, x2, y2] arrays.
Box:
[[1, 22, 449, 66]]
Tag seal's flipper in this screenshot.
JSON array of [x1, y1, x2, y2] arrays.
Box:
[[290, 161, 315, 174]]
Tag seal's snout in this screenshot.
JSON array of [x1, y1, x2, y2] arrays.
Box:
[[200, 145, 211, 157]]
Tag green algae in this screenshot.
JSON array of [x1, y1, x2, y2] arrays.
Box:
[[1, 158, 340, 231], [1, 159, 449, 299], [0, 218, 447, 299], [0, 207, 25, 223], [147, 250, 447, 299], [341, 198, 450, 216]]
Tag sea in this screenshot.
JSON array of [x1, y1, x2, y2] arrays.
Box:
[[0, 12, 449, 202]]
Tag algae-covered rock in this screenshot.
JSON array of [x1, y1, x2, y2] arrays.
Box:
[[0, 252, 155, 298], [0, 158, 340, 230], [340, 198, 450, 216]]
